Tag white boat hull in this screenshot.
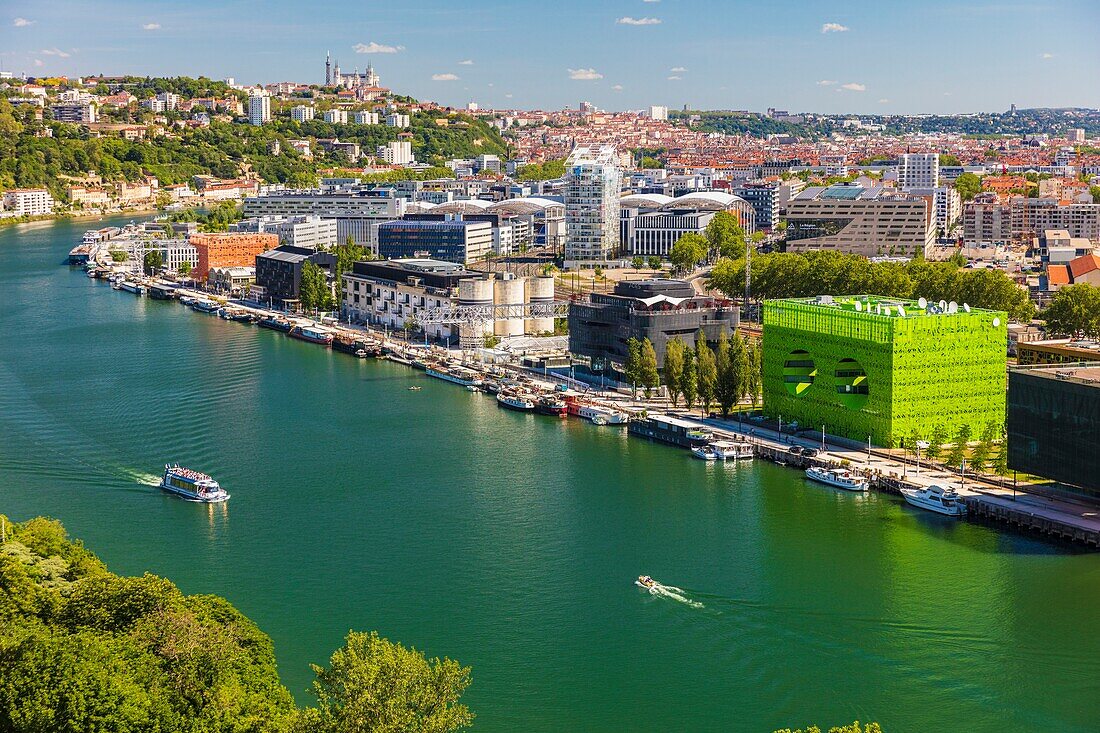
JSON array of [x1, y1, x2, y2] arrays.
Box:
[[805, 468, 868, 492], [159, 480, 230, 503], [901, 491, 964, 516]]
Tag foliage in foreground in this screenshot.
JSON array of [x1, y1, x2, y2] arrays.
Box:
[[774, 722, 883, 733], [0, 514, 473, 733]]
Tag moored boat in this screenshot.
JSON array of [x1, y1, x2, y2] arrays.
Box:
[[565, 397, 629, 425], [692, 444, 719, 460], [805, 466, 868, 492], [160, 464, 230, 503], [711, 440, 754, 460], [426, 365, 484, 388], [258, 315, 292, 332], [191, 299, 220, 313], [534, 394, 568, 417], [288, 323, 335, 345], [900, 484, 965, 516], [496, 391, 536, 412]]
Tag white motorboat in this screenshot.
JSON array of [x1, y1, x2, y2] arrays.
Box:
[[635, 575, 657, 589], [805, 466, 869, 492], [691, 445, 719, 460], [900, 484, 965, 517], [710, 440, 754, 460]]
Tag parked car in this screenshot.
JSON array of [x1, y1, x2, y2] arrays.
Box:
[[802, 448, 819, 458], [788, 445, 803, 455]]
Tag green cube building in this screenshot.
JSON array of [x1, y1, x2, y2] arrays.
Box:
[[762, 295, 1007, 447]]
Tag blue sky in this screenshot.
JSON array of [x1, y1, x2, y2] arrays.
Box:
[[4, 0, 1099, 113]]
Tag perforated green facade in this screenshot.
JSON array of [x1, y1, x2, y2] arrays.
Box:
[[762, 296, 1007, 447]]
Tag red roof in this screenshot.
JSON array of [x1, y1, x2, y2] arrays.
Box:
[[1047, 264, 1071, 286], [1068, 254, 1100, 280]]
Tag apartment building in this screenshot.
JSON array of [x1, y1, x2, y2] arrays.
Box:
[[784, 184, 935, 257], [51, 102, 97, 123], [385, 113, 410, 128], [353, 110, 379, 125], [190, 232, 278, 281], [232, 215, 339, 249], [3, 188, 54, 217], [564, 145, 622, 266], [378, 140, 413, 166], [963, 193, 1012, 246], [248, 92, 271, 126], [290, 105, 315, 122], [897, 153, 940, 190], [323, 109, 348, 124], [243, 188, 407, 248]]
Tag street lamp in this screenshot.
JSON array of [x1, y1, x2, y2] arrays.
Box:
[[915, 440, 930, 477]]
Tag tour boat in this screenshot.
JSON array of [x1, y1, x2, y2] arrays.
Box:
[[691, 444, 719, 460], [288, 324, 334, 345], [160, 464, 230, 503], [635, 575, 657, 589], [805, 466, 869, 492], [496, 391, 536, 412], [534, 394, 568, 417], [900, 484, 965, 516], [711, 440, 754, 460], [425, 366, 484, 388]]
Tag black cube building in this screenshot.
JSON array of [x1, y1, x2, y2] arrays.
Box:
[[1007, 364, 1100, 496], [568, 279, 739, 369], [255, 245, 336, 303]]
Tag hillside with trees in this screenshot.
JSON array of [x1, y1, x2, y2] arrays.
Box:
[[0, 512, 474, 732]]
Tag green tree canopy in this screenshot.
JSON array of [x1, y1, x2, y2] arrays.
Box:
[[704, 211, 746, 260], [639, 338, 660, 398], [669, 233, 709, 272], [953, 172, 982, 201], [1042, 283, 1100, 338], [664, 337, 686, 406]]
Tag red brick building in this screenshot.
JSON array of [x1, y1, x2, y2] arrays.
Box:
[[190, 233, 278, 281]]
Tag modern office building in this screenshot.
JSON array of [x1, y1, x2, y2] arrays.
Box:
[[376, 218, 493, 265], [762, 295, 1007, 447], [190, 232, 278, 281], [1008, 364, 1100, 496], [254, 245, 337, 303], [290, 105, 315, 122], [564, 145, 622, 266], [784, 184, 935, 258], [248, 91, 271, 125], [233, 215, 339, 249], [732, 181, 780, 231], [620, 191, 755, 258], [1016, 339, 1100, 366], [342, 259, 555, 342], [243, 188, 407, 248], [897, 153, 940, 190], [568, 279, 739, 369]]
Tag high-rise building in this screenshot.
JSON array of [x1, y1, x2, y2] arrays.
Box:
[[897, 153, 940, 190], [323, 109, 348, 124], [248, 92, 271, 126], [290, 105, 315, 122], [564, 145, 622, 266], [647, 105, 668, 121], [762, 295, 1007, 447], [378, 140, 413, 166], [353, 110, 379, 125]]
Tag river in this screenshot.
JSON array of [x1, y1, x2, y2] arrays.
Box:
[[1, 216, 1097, 732]]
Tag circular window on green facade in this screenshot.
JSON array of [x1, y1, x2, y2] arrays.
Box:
[[835, 358, 869, 409], [783, 350, 816, 396]]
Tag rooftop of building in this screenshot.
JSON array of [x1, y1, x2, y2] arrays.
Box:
[[378, 218, 489, 229], [768, 295, 1003, 320], [1013, 362, 1100, 388]]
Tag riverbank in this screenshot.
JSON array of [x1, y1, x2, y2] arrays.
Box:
[[0, 205, 161, 228]]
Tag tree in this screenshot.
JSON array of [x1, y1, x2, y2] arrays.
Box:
[[143, 249, 163, 275], [177, 260, 192, 277], [1043, 283, 1100, 338], [639, 338, 660, 399], [624, 337, 642, 399], [970, 440, 990, 473], [704, 210, 746, 259], [774, 723, 882, 733], [669, 233, 709, 272], [745, 340, 762, 408], [991, 424, 1009, 475], [954, 172, 982, 201], [297, 631, 473, 733], [926, 424, 947, 462], [631, 256, 645, 271], [945, 424, 972, 469], [695, 330, 717, 414], [299, 260, 329, 311], [664, 337, 686, 406], [939, 153, 962, 167], [681, 347, 698, 409], [647, 256, 662, 271], [716, 331, 747, 417]]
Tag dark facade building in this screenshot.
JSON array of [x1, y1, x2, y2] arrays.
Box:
[[568, 279, 739, 369], [255, 245, 336, 302], [376, 219, 492, 265], [1007, 364, 1100, 496], [731, 181, 780, 231]]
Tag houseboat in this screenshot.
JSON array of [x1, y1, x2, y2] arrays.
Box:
[[288, 323, 335, 345], [628, 413, 713, 448], [425, 365, 484, 388], [535, 394, 568, 417], [258, 315, 292, 332], [565, 396, 629, 425], [497, 391, 536, 412]]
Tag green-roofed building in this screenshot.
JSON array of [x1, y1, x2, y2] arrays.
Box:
[[762, 295, 1007, 447]]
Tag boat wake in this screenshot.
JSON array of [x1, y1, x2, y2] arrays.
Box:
[[642, 582, 705, 609]]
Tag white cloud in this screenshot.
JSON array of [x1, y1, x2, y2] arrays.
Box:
[[33, 58, 43, 67], [431, 73, 459, 81], [817, 79, 837, 86], [353, 42, 404, 54], [667, 75, 681, 81], [670, 66, 686, 72], [617, 16, 661, 25], [568, 67, 602, 81], [1039, 52, 1053, 59], [458, 59, 474, 65], [41, 48, 72, 58], [878, 98, 890, 104], [840, 82, 866, 92], [487, 82, 494, 87], [505, 93, 513, 98], [612, 84, 623, 91], [821, 22, 849, 33], [642, 0, 660, 3], [13, 17, 35, 27], [142, 23, 160, 30]]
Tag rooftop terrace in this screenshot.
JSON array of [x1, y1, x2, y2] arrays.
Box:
[[774, 295, 1002, 322]]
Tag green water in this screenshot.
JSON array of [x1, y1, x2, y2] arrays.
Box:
[[1, 217, 1098, 732]]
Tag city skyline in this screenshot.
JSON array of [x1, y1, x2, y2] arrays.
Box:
[[5, 0, 1100, 114]]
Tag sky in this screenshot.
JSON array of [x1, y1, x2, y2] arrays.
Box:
[[4, 0, 1099, 114]]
